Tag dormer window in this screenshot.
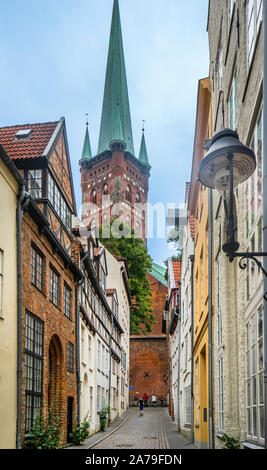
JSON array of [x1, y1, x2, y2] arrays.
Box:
[[28, 170, 42, 199]]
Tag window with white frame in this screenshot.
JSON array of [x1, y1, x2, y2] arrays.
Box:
[[184, 386, 191, 426], [229, 69, 237, 130], [28, 169, 42, 199], [217, 40, 223, 90], [0, 250, 3, 317], [90, 386, 93, 417], [97, 385, 101, 412], [218, 356, 224, 431], [97, 340, 101, 371], [247, 0, 263, 67], [245, 305, 264, 443], [245, 107, 263, 301]]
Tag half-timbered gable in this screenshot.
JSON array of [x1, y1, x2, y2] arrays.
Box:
[[0, 118, 76, 256]]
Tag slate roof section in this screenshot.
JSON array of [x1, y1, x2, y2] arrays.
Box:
[[0, 121, 59, 160]]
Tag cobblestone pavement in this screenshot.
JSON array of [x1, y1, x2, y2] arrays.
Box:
[[92, 408, 169, 449]]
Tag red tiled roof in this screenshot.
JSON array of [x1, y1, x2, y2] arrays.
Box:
[[0, 121, 59, 160], [172, 260, 181, 284], [189, 211, 195, 239]]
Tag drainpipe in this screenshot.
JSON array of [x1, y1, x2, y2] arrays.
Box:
[[108, 313, 114, 424], [75, 279, 83, 426], [16, 185, 27, 449], [77, 253, 88, 425], [189, 254, 195, 444], [263, 0, 267, 450], [208, 188, 214, 449], [177, 281, 181, 432]]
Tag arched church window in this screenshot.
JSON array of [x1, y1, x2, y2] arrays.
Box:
[[91, 190, 97, 204], [126, 185, 132, 203], [103, 213, 108, 225], [136, 192, 141, 203], [103, 184, 108, 196]]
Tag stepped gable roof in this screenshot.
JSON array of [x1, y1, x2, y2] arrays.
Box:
[[0, 121, 59, 160]]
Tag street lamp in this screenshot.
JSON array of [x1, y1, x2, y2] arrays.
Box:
[[198, 128, 267, 284]]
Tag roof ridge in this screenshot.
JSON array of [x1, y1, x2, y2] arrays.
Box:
[[0, 120, 59, 130]]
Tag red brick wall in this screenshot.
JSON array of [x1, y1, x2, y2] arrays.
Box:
[[129, 274, 168, 404], [20, 212, 77, 445]]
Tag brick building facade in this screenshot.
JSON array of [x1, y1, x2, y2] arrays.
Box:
[[129, 266, 168, 405], [0, 119, 82, 445]]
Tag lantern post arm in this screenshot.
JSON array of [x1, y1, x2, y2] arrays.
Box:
[[232, 252, 267, 278]]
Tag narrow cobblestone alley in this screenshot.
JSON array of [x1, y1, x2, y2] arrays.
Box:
[[70, 408, 196, 450]]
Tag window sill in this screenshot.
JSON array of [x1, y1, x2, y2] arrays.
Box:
[[241, 441, 264, 450], [31, 282, 46, 298]]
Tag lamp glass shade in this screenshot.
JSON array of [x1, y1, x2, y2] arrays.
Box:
[[198, 129, 256, 196]]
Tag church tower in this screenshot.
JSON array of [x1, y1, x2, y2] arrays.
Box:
[[79, 0, 150, 241]]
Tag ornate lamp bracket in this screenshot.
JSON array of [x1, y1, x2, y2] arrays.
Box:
[[232, 251, 267, 301]]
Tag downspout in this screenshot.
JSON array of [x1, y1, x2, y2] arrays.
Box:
[[108, 313, 114, 424], [263, 0, 267, 449], [16, 185, 27, 448], [77, 252, 87, 425], [208, 188, 214, 449], [177, 281, 181, 432], [75, 278, 83, 426], [189, 254, 195, 444]]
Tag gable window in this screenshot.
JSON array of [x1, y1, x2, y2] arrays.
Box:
[[229, 69, 237, 130], [47, 173, 71, 232], [0, 250, 3, 317], [247, 0, 263, 67], [67, 341, 74, 371], [49, 266, 59, 307], [25, 311, 44, 432], [28, 170, 42, 199], [64, 283, 71, 319]]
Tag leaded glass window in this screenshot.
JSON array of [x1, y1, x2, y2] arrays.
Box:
[[67, 341, 74, 371], [25, 311, 44, 433], [64, 283, 71, 319], [28, 170, 42, 199], [31, 245, 43, 291], [49, 266, 59, 307]]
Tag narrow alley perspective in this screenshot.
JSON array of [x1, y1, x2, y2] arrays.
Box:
[[70, 407, 196, 450]]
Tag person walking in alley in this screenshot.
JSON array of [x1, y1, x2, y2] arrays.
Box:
[[143, 392, 148, 407], [139, 399, 144, 416]]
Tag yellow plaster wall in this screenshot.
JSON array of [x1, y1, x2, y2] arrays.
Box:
[[0, 158, 19, 448]]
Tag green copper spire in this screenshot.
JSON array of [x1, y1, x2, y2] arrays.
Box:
[[81, 121, 92, 159], [139, 126, 149, 164], [97, 0, 135, 155]]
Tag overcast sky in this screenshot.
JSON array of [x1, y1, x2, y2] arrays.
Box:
[[0, 0, 209, 266]]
